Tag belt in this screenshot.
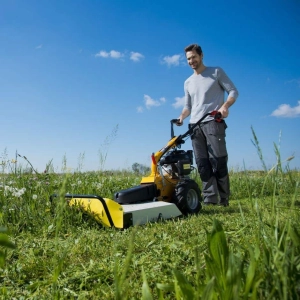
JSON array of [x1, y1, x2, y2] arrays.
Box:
[[189, 119, 213, 128]]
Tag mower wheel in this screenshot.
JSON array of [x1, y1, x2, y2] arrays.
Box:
[[173, 179, 202, 215]]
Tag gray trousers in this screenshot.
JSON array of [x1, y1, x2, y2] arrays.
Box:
[[190, 120, 230, 204]]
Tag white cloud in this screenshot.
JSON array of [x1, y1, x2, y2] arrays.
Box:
[[35, 44, 42, 49], [162, 54, 182, 67], [144, 95, 161, 109], [271, 101, 300, 118], [172, 96, 185, 109], [143, 95, 166, 110], [110, 50, 123, 58], [95, 50, 123, 59], [95, 51, 109, 58], [137, 106, 144, 113], [285, 78, 300, 87], [130, 52, 144, 62]]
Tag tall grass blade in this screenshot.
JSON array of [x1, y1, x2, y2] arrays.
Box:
[[98, 124, 118, 170], [173, 269, 195, 299], [205, 219, 229, 289], [114, 226, 136, 300], [251, 126, 267, 172], [243, 247, 259, 298], [141, 266, 154, 300], [201, 276, 215, 300]]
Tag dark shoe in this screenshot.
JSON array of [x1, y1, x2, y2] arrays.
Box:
[[219, 198, 229, 207], [203, 202, 217, 206]]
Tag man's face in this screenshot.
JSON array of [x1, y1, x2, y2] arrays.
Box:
[[186, 50, 203, 70]]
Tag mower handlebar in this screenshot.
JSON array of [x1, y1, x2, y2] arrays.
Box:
[[171, 119, 181, 124], [170, 110, 223, 140]]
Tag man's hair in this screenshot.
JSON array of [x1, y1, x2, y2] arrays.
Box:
[[184, 44, 202, 55]]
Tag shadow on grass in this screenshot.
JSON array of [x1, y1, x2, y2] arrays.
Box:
[[199, 206, 250, 215], [293, 200, 300, 207]]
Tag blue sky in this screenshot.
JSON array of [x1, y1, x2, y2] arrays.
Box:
[[1, 0, 299, 172]]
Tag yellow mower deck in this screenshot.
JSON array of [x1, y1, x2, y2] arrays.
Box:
[[52, 113, 220, 229], [65, 194, 182, 229]]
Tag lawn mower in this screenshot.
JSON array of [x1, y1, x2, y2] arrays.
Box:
[[51, 111, 222, 229]]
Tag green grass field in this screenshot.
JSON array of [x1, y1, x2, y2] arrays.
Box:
[[0, 152, 299, 299]]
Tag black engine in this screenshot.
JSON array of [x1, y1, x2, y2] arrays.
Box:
[[114, 150, 195, 205], [159, 150, 194, 177]]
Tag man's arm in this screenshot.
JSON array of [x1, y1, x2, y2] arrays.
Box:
[[177, 108, 191, 126], [217, 68, 239, 118], [219, 96, 236, 118]]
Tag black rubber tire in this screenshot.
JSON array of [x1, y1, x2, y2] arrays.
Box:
[[173, 179, 202, 215]]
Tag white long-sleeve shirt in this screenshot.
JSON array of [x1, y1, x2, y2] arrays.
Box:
[[184, 67, 239, 123]]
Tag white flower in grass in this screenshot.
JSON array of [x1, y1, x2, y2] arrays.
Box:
[[13, 191, 21, 197], [12, 187, 26, 198], [4, 186, 12, 196], [32, 194, 37, 200]]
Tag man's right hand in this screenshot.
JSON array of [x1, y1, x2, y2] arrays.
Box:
[[176, 118, 183, 126]]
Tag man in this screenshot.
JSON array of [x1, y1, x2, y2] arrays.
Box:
[[176, 44, 238, 206]]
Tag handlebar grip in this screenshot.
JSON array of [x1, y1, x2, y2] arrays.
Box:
[[171, 119, 182, 125], [210, 110, 222, 122], [214, 112, 222, 120]]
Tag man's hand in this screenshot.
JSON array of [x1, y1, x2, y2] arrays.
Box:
[[219, 96, 236, 118], [218, 106, 229, 118], [176, 108, 190, 126], [176, 117, 183, 126]]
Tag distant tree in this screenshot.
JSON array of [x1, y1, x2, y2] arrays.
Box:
[[132, 163, 140, 174], [132, 163, 150, 175]]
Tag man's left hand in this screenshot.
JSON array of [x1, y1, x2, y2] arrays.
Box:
[[218, 106, 229, 118]]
